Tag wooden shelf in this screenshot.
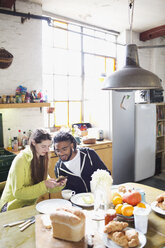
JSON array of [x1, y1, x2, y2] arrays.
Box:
[[157, 119, 165, 122], [156, 103, 165, 167], [156, 149, 164, 154], [0, 102, 50, 109]]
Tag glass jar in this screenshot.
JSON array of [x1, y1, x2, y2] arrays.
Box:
[[2, 95, 6, 104], [105, 209, 117, 225]]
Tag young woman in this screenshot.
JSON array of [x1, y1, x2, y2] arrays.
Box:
[[0, 128, 67, 212]]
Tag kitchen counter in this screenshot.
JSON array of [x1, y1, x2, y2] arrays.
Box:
[[0, 183, 164, 248]]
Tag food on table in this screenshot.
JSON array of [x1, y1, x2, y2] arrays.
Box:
[[82, 194, 94, 204], [122, 192, 141, 206], [112, 195, 123, 206], [108, 231, 128, 247], [121, 205, 134, 217], [104, 220, 140, 248], [105, 209, 117, 225], [125, 229, 140, 247], [111, 192, 122, 199], [50, 207, 85, 242], [118, 185, 127, 193], [136, 202, 146, 208], [111, 186, 147, 217], [104, 220, 128, 233], [156, 192, 165, 210], [115, 204, 123, 214]]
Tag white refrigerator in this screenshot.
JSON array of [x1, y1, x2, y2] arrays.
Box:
[[134, 104, 156, 181], [111, 91, 156, 184]]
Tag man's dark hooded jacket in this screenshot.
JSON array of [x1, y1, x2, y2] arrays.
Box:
[[54, 147, 111, 194]]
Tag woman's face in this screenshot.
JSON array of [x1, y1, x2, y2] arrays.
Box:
[[33, 140, 52, 157]]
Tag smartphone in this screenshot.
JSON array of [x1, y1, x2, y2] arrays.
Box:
[[56, 176, 67, 182]]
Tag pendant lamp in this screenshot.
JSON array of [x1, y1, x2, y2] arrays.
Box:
[[102, 1, 162, 91]]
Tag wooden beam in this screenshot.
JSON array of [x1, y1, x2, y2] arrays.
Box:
[[140, 25, 165, 41]]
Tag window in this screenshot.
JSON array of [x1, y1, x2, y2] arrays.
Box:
[[42, 20, 116, 127]]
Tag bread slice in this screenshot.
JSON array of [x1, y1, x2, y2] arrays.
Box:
[[50, 208, 85, 242]]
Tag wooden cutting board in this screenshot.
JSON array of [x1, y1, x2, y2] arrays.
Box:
[[35, 213, 105, 248]]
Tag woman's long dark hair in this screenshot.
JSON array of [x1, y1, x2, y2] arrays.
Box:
[[29, 129, 52, 184]]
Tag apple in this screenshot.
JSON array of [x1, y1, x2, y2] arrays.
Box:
[[122, 191, 141, 206]]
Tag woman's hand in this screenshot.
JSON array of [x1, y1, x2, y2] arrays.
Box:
[[44, 178, 67, 189]]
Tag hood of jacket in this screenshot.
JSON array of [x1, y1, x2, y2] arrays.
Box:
[[19, 145, 33, 163]]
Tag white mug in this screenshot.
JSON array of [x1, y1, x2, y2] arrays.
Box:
[[62, 189, 76, 200]]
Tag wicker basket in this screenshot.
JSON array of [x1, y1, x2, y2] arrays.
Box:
[[0, 48, 13, 69]]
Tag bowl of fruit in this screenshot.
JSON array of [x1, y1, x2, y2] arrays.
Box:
[[111, 185, 148, 221]]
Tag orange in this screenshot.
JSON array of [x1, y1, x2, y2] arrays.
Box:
[[136, 202, 146, 208], [121, 204, 134, 216], [112, 192, 122, 199], [112, 196, 123, 206], [115, 204, 123, 214]]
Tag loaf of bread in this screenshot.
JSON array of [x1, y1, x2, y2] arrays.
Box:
[[50, 207, 86, 242]]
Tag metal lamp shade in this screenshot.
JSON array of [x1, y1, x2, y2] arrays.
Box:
[[102, 44, 162, 90]]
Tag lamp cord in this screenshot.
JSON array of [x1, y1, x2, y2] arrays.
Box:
[[128, 0, 135, 44]]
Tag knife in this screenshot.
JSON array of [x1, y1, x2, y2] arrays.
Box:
[[19, 217, 35, 228], [19, 218, 35, 232], [3, 216, 34, 227]]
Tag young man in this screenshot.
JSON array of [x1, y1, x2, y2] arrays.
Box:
[[54, 131, 111, 194]]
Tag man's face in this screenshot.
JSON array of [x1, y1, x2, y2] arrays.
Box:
[[54, 141, 74, 161]]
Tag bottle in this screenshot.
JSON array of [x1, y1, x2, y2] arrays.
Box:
[[18, 130, 22, 148], [13, 137, 18, 152], [27, 129, 32, 143], [7, 128, 12, 150], [22, 131, 28, 148]]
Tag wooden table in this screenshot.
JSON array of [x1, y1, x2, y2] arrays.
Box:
[[0, 183, 164, 248]]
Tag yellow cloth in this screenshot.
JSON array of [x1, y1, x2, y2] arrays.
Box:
[[0, 146, 63, 211]]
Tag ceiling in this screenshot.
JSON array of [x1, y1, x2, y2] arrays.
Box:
[[30, 0, 165, 34]]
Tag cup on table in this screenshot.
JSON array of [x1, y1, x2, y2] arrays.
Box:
[[133, 205, 151, 234], [61, 189, 75, 200]]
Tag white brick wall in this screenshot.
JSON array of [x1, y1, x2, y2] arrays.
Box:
[[0, 1, 45, 147]]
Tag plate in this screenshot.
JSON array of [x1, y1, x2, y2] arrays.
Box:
[[36, 199, 72, 214], [70, 193, 94, 207], [103, 227, 147, 248], [151, 201, 165, 216]]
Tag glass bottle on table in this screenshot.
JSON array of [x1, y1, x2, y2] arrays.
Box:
[[13, 137, 18, 152], [7, 128, 12, 151], [22, 131, 28, 148], [18, 130, 22, 148]]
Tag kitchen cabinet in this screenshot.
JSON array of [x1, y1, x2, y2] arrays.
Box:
[[48, 139, 112, 199]]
